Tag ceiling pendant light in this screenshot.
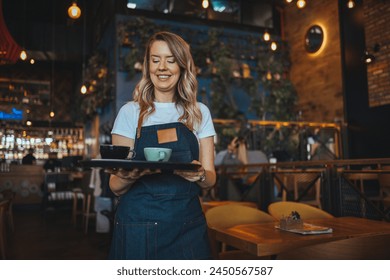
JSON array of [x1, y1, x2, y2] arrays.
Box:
[[202, 0, 209, 9], [297, 0, 306, 9], [68, 2, 81, 19], [19, 0, 28, 61], [347, 0, 355, 9], [20, 50, 27, 60], [80, 1, 87, 95]]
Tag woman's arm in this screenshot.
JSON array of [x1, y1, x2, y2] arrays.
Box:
[[197, 136, 216, 188], [174, 136, 216, 189]]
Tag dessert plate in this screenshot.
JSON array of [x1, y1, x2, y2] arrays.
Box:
[[275, 223, 333, 235]]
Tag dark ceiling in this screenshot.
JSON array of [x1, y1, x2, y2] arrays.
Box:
[[2, 0, 97, 63], [1, 0, 279, 64]]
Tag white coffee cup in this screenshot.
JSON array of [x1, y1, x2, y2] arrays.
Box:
[[144, 147, 172, 162]]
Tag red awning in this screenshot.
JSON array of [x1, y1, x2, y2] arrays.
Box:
[[0, 0, 22, 65]]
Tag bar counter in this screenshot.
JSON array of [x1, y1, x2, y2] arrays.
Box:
[[0, 165, 88, 206], [0, 165, 45, 205]]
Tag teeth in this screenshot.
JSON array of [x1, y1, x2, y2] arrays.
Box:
[[158, 75, 169, 79]]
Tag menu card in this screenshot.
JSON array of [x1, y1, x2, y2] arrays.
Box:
[[276, 223, 333, 235]]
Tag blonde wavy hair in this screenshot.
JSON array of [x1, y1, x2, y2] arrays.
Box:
[[133, 31, 202, 138]]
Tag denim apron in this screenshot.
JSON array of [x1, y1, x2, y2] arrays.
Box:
[[108, 122, 211, 259]]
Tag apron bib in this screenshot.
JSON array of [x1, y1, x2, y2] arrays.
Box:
[[108, 122, 211, 259]]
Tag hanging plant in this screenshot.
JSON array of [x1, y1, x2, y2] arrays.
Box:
[[74, 50, 113, 121], [117, 17, 161, 80]]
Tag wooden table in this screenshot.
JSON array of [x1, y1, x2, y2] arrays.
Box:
[[211, 217, 390, 259]]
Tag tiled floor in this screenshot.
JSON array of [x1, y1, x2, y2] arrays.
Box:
[[5, 206, 111, 260]]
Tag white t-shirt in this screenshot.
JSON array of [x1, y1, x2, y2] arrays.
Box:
[[111, 101, 216, 140]]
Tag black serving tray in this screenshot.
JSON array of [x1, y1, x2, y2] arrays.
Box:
[[78, 159, 200, 171]]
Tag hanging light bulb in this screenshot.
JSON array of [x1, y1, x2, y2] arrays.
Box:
[[271, 42, 278, 51], [347, 0, 355, 9], [285, 0, 293, 3], [263, 31, 270, 42], [49, 111, 55, 118], [266, 71, 272, 80], [20, 50, 27, 60], [29, 58, 35, 64], [297, 0, 306, 9], [68, 2, 81, 19], [202, 0, 209, 9], [80, 84, 87, 94]]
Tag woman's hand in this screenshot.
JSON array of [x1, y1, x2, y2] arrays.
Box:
[[106, 168, 160, 181], [106, 168, 161, 196], [174, 160, 205, 182], [227, 137, 240, 154]]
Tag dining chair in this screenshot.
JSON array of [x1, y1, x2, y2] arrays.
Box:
[[205, 204, 276, 259], [201, 200, 258, 213], [83, 193, 96, 234], [343, 172, 381, 217], [267, 201, 334, 220], [0, 189, 15, 232], [71, 188, 86, 226], [378, 165, 390, 215], [0, 199, 8, 259], [280, 171, 323, 206]]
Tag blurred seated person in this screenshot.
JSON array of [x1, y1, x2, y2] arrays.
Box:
[[215, 137, 268, 185], [215, 137, 247, 167], [22, 148, 36, 165], [43, 152, 61, 172]]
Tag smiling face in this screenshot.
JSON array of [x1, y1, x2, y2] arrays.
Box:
[[149, 40, 181, 102]]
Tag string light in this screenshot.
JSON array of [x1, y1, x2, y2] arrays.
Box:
[[285, 0, 306, 9], [271, 42, 278, 51], [263, 31, 270, 42], [297, 0, 306, 9], [80, 84, 87, 94], [202, 0, 209, 9]]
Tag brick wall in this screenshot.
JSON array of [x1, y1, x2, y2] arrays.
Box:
[[364, 0, 390, 107], [283, 0, 343, 122]]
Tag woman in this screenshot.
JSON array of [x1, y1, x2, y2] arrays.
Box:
[[214, 136, 248, 167], [108, 31, 216, 259]]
